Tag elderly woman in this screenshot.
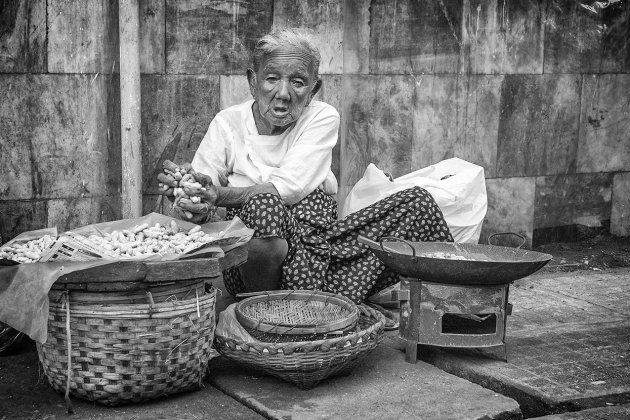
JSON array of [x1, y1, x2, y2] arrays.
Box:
[[158, 28, 452, 304]]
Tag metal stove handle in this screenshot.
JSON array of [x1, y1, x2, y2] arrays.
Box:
[[487, 232, 526, 249], [357, 235, 381, 249], [379, 236, 417, 257], [358, 235, 417, 258]]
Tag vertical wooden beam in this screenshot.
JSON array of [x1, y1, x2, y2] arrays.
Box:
[[119, 0, 142, 218]]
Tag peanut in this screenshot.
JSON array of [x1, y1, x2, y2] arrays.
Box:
[[160, 161, 210, 217], [89, 221, 219, 258], [1, 234, 56, 263]]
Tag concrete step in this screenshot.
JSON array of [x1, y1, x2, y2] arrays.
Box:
[[415, 268, 630, 418], [531, 403, 630, 419], [207, 333, 522, 420]]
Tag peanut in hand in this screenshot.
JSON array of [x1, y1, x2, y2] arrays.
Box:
[[160, 161, 208, 218]]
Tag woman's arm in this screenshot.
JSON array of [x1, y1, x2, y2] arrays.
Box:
[[211, 182, 279, 208], [180, 169, 280, 208], [175, 176, 279, 221], [191, 117, 231, 187]]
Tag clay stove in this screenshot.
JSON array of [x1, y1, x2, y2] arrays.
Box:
[[358, 234, 552, 364], [394, 277, 511, 363]]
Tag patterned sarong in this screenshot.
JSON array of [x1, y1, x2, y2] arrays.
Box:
[[223, 186, 453, 303]]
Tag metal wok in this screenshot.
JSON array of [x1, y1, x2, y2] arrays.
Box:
[[358, 235, 552, 285]]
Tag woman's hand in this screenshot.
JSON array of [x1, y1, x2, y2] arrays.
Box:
[[157, 161, 218, 223], [157, 161, 195, 197], [172, 197, 215, 223], [176, 182, 219, 222]]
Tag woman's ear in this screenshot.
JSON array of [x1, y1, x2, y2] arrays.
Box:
[[308, 78, 322, 104], [246, 68, 257, 98]]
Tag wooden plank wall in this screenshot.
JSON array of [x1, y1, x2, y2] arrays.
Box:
[[0, 0, 629, 245]]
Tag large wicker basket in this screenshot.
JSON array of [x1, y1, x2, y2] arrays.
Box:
[[37, 286, 216, 406], [214, 305, 385, 389]]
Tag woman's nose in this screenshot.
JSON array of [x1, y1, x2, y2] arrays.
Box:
[[275, 80, 291, 100]]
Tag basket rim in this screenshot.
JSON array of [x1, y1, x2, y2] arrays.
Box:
[[234, 290, 360, 335], [48, 280, 205, 301], [216, 304, 385, 355], [47, 286, 216, 318]]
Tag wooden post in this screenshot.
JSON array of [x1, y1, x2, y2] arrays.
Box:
[[119, 0, 142, 218]]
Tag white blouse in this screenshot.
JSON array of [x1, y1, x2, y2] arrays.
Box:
[[192, 99, 339, 206]]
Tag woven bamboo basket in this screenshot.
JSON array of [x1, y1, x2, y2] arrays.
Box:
[[214, 305, 385, 389], [37, 286, 216, 406], [235, 290, 359, 335]]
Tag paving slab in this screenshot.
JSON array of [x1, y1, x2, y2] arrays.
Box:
[[207, 334, 522, 420], [532, 403, 630, 419], [415, 268, 630, 418], [0, 349, 264, 420]]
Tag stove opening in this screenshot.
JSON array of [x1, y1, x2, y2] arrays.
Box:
[[441, 313, 497, 335]]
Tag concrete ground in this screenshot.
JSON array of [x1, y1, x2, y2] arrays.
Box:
[[419, 268, 630, 418], [207, 334, 521, 420], [0, 267, 628, 419], [534, 403, 630, 419], [0, 349, 264, 420]]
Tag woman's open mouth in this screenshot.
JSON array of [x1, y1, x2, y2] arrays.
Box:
[[271, 107, 290, 118]]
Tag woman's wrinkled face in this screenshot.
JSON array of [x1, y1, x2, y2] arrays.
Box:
[[249, 46, 320, 131]]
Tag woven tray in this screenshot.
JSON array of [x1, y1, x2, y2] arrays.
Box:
[[214, 305, 385, 389], [235, 290, 359, 335], [37, 287, 217, 406]]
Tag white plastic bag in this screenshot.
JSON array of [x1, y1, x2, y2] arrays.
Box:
[[341, 157, 487, 244], [215, 303, 262, 343]]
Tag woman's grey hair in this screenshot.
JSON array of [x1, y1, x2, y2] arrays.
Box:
[[252, 28, 321, 78]]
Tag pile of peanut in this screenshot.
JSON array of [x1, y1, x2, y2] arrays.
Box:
[[0, 235, 56, 263], [87, 221, 219, 258], [0, 222, 220, 263]]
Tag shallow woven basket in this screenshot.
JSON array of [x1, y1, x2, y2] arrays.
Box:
[[37, 287, 216, 406], [235, 290, 359, 335], [214, 304, 385, 389]]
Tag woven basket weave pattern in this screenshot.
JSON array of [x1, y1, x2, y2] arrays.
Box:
[[242, 300, 351, 324], [236, 290, 359, 335], [215, 305, 385, 389], [37, 289, 216, 405]]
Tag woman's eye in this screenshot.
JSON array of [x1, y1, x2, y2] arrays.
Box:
[[266, 76, 279, 83], [292, 80, 305, 88]]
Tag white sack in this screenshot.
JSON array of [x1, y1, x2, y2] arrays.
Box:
[[341, 157, 487, 244]]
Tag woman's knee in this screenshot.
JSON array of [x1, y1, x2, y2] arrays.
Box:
[[239, 193, 288, 235], [239, 237, 287, 292], [247, 237, 288, 264], [242, 192, 285, 213]]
